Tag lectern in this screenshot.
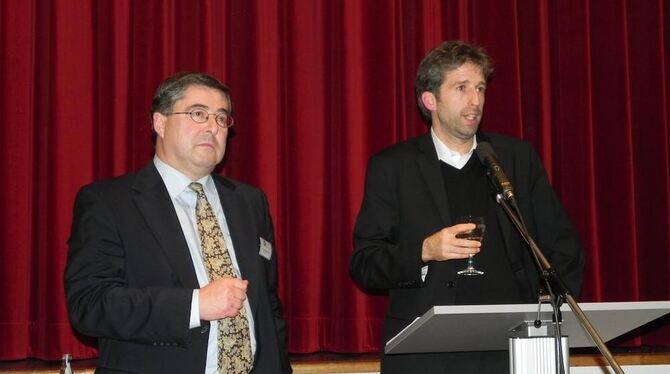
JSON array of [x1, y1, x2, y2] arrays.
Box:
[[385, 301, 670, 373]]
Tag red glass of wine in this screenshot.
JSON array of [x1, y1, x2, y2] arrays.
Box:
[[456, 215, 485, 276]]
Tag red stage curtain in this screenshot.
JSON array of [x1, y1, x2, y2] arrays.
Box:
[[1, 0, 669, 359]]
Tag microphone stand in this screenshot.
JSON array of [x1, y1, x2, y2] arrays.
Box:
[[495, 194, 625, 374]]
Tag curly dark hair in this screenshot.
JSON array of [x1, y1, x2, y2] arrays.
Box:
[[415, 41, 493, 122]]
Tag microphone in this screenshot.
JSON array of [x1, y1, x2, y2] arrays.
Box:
[[475, 142, 516, 202]]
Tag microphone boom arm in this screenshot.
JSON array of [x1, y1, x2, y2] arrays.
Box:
[[495, 194, 624, 374]]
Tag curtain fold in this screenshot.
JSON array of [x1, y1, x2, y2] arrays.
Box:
[[1, 0, 670, 359]]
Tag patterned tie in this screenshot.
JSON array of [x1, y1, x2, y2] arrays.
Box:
[[190, 182, 253, 373]]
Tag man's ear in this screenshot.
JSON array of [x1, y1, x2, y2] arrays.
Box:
[[152, 112, 166, 139], [421, 91, 437, 111]]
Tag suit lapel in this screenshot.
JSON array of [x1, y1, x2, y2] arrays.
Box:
[[132, 163, 199, 288], [415, 134, 451, 226], [479, 134, 523, 269], [414, 133, 457, 293], [214, 177, 261, 315]]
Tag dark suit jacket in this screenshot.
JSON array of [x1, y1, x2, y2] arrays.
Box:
[[350, 132, 584, 369], [65, 162, 291, 374]]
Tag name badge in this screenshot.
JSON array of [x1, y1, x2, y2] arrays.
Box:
[[259, 237, 273, 260]]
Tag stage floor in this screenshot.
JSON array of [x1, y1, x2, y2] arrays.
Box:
[[1, 347, 670, 373]]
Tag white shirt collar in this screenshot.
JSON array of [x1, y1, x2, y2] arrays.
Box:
[[430, 128, 477, 170], [153, 155, 214, 199]]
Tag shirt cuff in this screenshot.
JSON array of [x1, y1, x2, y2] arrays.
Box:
[[189, 289, 201, 329], [421, 265, 428, 282]]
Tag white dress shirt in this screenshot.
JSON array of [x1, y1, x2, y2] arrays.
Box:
[[154, 156, 256, 374], [430, 127, 477, 169]]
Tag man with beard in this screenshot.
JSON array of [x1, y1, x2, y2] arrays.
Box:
[[350, 41, 584, 373]]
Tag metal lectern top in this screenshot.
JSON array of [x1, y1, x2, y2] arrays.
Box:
[[385, 301, 670, 355]]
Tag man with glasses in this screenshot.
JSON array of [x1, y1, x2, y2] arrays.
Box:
[[65, 72, 291, 374]]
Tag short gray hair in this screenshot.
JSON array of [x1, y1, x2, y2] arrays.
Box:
[[150, 72, 232, 143]]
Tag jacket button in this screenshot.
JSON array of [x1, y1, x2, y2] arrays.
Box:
[[447, 281, 455, 288]]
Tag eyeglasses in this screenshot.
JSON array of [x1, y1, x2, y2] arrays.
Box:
[[166, 108, 234, 128]]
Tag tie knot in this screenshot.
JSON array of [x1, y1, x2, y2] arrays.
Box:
[[189, 182, 205, 195]]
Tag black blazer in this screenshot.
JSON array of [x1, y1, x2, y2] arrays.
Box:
[[65, 162, 291, 374], [351, 132, 584, 341]]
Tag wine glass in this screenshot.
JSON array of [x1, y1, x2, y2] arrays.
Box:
[[455, 215, 485, 276]]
